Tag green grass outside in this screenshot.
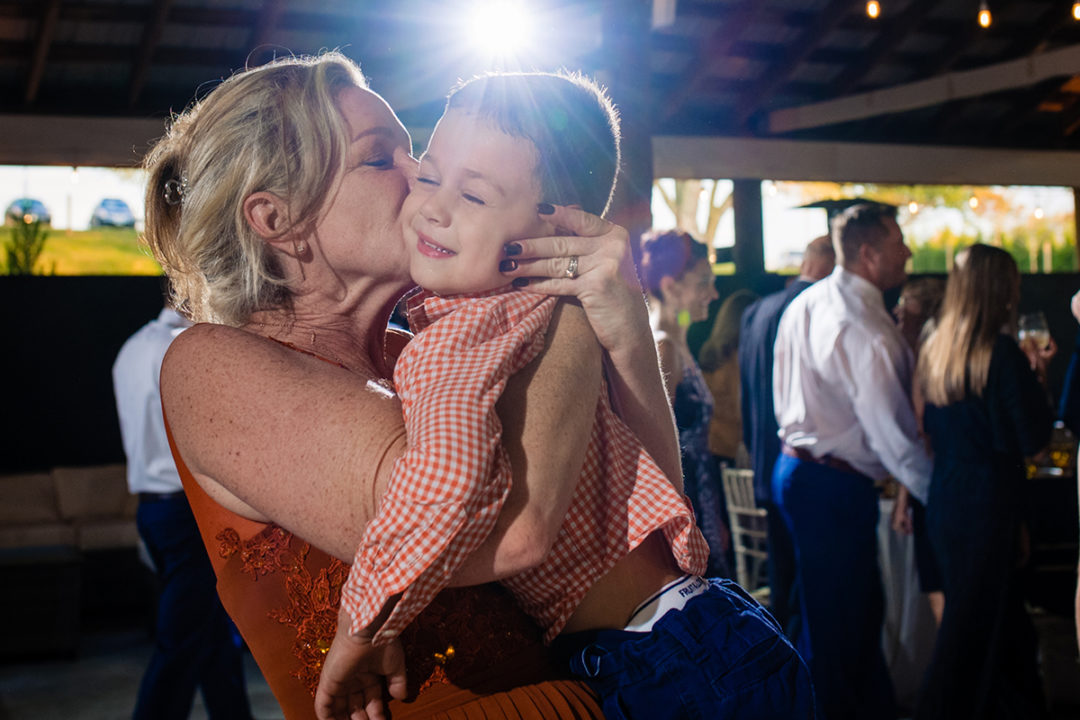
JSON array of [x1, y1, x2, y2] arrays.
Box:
[[0, 226, 162, 275]]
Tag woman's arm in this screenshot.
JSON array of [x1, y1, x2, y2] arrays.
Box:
[[499, 205, 684, 488], [162, 323, 402, 561]]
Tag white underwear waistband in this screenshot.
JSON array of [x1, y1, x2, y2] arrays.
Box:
[[623, 575, 708, 633]]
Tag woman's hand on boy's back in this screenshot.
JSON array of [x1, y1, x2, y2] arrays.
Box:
[[501, 204, 683, 490]]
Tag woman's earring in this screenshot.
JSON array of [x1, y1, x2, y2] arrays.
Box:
[[295, 240, 307, 256]]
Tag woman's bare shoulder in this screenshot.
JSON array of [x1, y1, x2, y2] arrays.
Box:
[[160, 323, 407, 557]]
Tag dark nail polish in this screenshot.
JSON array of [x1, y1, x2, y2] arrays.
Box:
[[499, 259, 517, 272], [503, 242, 522, 256], [537, 202, 555, 215], [512, 277, 530, 288]]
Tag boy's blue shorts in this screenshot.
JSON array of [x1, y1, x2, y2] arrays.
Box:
[[551, 578, 816, 720]]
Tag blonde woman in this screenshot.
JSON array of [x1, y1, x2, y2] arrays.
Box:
[[699, 288, 758, 467], [915, 244, 1054, 720], [145, 52, 677, 719]]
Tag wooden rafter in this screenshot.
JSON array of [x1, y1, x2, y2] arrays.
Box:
[[732, 0, 851, 128], [128, 0, 174, 108], [658, 1, 770, 125], [828, 0, 940, 98], [24, 0, 61, 105], [768, 43, 1080, 134], [961, 3, 1077, 139]]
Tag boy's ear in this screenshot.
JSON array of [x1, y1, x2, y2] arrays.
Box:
[[243, 191, 291, 242]]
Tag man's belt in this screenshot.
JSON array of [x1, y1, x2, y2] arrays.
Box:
[[138, 490, 185, 503], [782, 444, 866, 479]]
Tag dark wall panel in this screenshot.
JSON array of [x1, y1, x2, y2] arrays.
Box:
[[2, 272, 1078, 473], [2, 276, 165, 473]]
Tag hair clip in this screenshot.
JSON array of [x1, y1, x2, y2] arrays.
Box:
[[163, 176, 188, 206]]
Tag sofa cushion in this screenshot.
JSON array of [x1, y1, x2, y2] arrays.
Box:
[[0, 524, 77, 549], [0, 473, 62, 526], [76, 520, 139, 551], [53, 465, 135, 520]]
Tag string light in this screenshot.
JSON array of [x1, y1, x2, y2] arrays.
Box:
[[968, 196, 979, 209], [866, 1, 880, 19], [978, 1, 991, 28], [1073, 2, 1080, 21], [908, 201, 919, 214], [1034, 207, 1045, 219]]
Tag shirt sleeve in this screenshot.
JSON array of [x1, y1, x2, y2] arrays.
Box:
[[838, 326, 933, 502], [339, 296, 553, 644]]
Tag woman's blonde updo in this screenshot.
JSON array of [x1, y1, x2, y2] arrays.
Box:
[[143, 51, 367, 325]]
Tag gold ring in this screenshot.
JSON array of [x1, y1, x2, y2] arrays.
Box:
[[565, 255, 579, 279]]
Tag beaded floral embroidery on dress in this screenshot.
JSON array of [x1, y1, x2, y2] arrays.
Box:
[[216, 523, 545, 699], [217, 524, 348, 695]]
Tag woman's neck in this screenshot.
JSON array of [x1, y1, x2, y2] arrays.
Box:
[[245, 281, 409, 379], [649, 298, 688, 347]]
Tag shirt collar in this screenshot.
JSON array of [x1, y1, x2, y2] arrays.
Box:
[[833, 266, 887, 316], [406, 286, 513, 332], [159, 307, 191, 330]]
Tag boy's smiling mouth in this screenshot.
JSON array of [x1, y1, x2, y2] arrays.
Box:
[[416, 230, 456, 258]]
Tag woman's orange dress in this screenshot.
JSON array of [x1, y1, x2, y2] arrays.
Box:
[[167, 423, 603, 720]]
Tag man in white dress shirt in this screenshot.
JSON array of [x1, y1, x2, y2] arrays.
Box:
[[772, 203, 932, 720], [114, 305, 253, 720]]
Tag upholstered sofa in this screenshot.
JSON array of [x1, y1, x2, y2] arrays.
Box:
[[0, 464, 143, 659], [0, 464, 138, 551]]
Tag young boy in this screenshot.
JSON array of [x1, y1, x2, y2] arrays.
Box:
[[317, 72, 813, 720]]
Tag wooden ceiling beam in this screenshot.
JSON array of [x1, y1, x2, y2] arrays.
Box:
[[127, 0, 174, 109], [768, 43, 1080, 134], [926, 2, 1069, 143], [24, 0, 61, 105], [659, 1, 770, 125], [828, 0, 940, 98], [732, 0, 852, 127]]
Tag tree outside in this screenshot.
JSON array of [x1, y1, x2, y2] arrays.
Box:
[[652, 178, 1078, 274]]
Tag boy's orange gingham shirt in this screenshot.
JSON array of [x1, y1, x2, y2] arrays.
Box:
[[340, 289, 708, 644]]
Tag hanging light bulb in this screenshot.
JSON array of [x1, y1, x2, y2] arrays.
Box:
[[978, 1, 991, 28], [866, 1, 880, 19], [968, 196, 979, 209], [908, 201, 919, 214], [1073, 2, 1080, 21]]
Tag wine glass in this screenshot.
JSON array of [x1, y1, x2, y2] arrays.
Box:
[[1018, 311, 1051, 350]]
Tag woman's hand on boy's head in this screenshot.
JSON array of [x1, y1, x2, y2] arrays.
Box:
[[499, 204, 648, 355]]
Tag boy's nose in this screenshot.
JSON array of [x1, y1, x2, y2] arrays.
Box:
[[420, 193, 451, 227]]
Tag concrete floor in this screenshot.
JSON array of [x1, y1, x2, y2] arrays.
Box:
[[0, 627, 284, 720], [0, 613, 1077, 720]]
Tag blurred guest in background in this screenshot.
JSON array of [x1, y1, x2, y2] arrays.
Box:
[[642, 229, 730, 578], [738, 234, 834, 634], [890, 277, 946, 625], [698, 288, 757, 577], [699, 288, 758, 469], [915, 244, 1054, 720], [113, 304, 253, 720], [773, 204, 929, 719]]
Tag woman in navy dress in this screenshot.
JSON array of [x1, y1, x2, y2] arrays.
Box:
[[915, 244, 1054, 720], [641, 230, 731, 578]]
